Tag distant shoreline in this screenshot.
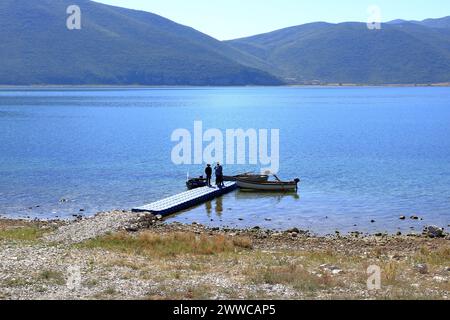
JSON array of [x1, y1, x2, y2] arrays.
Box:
[[1, 83, 450, 89], [1, 211, 448, 238]]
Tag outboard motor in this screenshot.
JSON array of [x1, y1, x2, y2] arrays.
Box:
[[294, 178, 300, 191]]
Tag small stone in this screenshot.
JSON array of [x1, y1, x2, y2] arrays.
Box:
[[291, 232, 298, 238], [423, 226, 445, 238], [287, 228, 300, 234], [320, 264, 342, 275], [155, 215, 163, 220], [271, 232, 283, 238], [331, 269, 343, 275], [391, 254, 402, 260], [252, 226, 261, 230], [415, 264, 428, 274], [433, 276, 446, 283], [396, 232, 402, 236]]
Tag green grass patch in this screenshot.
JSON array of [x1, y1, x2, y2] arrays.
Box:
[[250, 263, 335, 293], [104, 287, 117, 295], [4, 278, 31, 288], [38, 270, 65, 285], [0, 227, 46, 242]]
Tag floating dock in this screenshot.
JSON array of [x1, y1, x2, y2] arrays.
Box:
[[132, 182, 237, 216]]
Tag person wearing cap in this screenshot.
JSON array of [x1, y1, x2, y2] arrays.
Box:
[[214, 162, 224, 188], [205, 164, 212, 187]]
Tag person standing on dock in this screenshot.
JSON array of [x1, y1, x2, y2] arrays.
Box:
[[215, 163, 224, 188], [205, 164, 212, 187]]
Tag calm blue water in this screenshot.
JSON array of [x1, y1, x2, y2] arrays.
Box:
[[0, 87, 449, 234]]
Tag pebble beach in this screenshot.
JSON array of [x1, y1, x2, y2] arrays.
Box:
[[0, 211, 449, 300]]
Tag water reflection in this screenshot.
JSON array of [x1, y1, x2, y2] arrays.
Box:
[[204, 196, 224, 218], [205, 201, 212, 216], [215, 196, 223, 217], [235, 190, 300, 202]]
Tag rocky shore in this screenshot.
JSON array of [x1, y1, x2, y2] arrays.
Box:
[[0, 211, 449, 300]]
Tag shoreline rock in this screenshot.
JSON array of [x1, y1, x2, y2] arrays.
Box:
[[1, 210, 449, 242], [423, 226, 446, 238]]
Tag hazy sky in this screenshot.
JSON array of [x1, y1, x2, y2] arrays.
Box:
[[96, 0, 450, 40]]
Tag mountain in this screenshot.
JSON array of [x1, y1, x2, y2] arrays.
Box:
[[227, 19, 450, 84], [2, 1, 450, 86], [0, 0, 281, 85], [388, 16, 450, 29], [416, 16, 450, 29]]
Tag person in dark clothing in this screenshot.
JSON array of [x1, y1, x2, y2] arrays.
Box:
[[205, 164, 212, 187], [214, 163, 224, 188]]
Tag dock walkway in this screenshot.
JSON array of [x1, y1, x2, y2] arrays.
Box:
[[132, 182, 237, 216]]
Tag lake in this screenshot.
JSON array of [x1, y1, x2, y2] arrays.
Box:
[[0, 87, 449, 235]]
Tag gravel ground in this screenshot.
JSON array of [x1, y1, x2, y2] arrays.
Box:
[[44, 211, 148, 244], [1, 211, 449, 300]]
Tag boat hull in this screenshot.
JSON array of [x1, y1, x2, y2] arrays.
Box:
[[236, 179, 299, 192], [186, 178, 207, 190], [224, 174, 269, 182]]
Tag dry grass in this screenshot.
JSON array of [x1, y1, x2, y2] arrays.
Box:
[[415, 245, 450, 266], [80, 231, 252, 257], [382, 261, 399, 285], [245, 253, 346, 297], [255, 263, 331, 292], [145, 283, 217, 300]]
